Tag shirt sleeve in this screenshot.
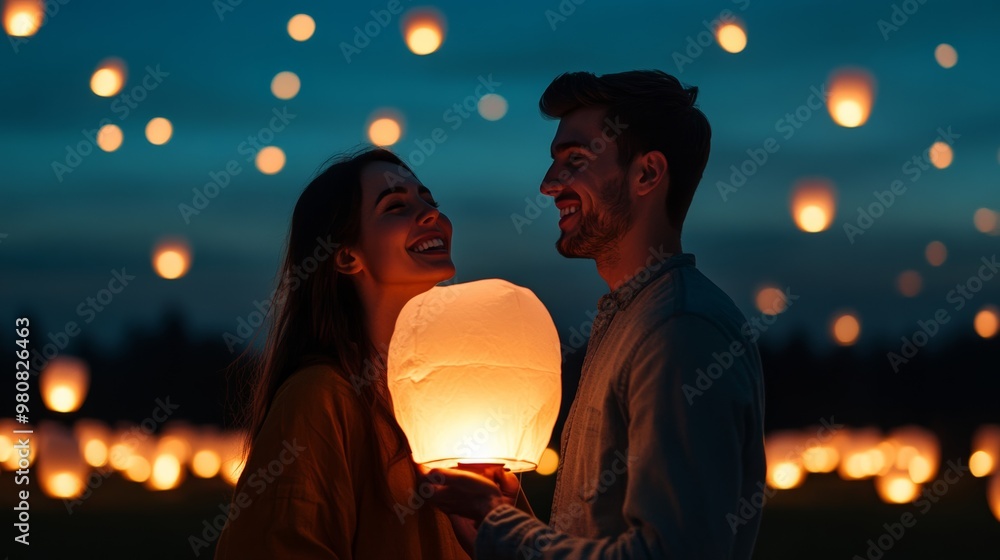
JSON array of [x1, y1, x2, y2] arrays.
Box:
[[475, 314, 761, 559], [214, 368, 365, 559]]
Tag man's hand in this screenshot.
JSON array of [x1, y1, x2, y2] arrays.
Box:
[[418, 464, 519, 524]]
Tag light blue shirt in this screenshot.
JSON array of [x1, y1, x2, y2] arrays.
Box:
[[476, 252, 766, 559]]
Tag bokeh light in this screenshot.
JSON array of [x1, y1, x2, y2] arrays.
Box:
[[40, 356, 90, 413], [827, 68, 875, 128], [147, 454, 183, 490], [755, 286, 789, 315], [536, 448, 559, 476], [145, 117, 173, 145], [97, 124, 123, 152], [90, 58, 127, 97], [875, 473, 920, 503], [970, 450, 995, 478], [790, 178, 836, 232], [287, 13, 315, 41], [192, 449, 222, 478], [934, 43, 958, 68], [477, 93, 508, 121], [271, 71, 301, 100], [152, 238, 192, 280], [255, 146, 286, 175], [928, 141, 953, 169], [716, 22, 747, 53], [402, 8, 445, 55], [973, 208, 998, 234], [974, 306, 999, 339], [925, 241, 947, 266], [368, 115, 403, 146], [832, 313, 861, 346], [4, 0, 43, 36], [896, 270, 922, 298]]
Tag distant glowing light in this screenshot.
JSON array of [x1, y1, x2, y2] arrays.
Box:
[[97, 124, 123, 152], [368, 116, 402, 146], [192, 449, 222, 478], [970, 451, 995, 478], [43, 472, 85, 498], [124, 455, 152, 483], [152, 239, 192, 280], [832, 313, 860, 346], [271, 71, 300, 100], [989, 473, 1000, 522], [477, 93, 508, 121], [974, 306, 999, 339], [934, 44, 958, 69], [790, 179, 836, 232], [925, 241, 947, 266], [929, 141, 953, 169], [973, 208, 999, 234], [827, 68, 875, 128], [148, 454, 183, 490], [40, 357, 89, 413], [876, 474, 920, 504], [4, 0, 43, 36], [90, 58, 127, 97], [402, 8, 445, 55], [145, 117, 173, 145], [755, 286, 789, 315], [896, 270, 923, 298], [802, 445, 839, 473], [255, 146, 286, 175], [287, 14, 315, 42], [716, 22, 747, 53], [536, 448, 559, 476], [768, 461, 804, 489]]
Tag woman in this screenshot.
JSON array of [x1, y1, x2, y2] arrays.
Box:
[[215, 147, 471, 558]]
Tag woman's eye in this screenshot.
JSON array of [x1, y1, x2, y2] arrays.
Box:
[[386, 203, 404, 211]]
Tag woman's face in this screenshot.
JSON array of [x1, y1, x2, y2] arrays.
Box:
[[351, 161, 455, 289]]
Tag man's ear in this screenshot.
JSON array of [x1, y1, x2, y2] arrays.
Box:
[[631, 151, 669, 197], [334, 247, 363, 275]]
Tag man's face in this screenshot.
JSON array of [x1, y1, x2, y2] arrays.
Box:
[[540, 106, 632, 260]]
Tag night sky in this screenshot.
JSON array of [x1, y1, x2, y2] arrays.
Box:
[[2, 0, 998, 353]]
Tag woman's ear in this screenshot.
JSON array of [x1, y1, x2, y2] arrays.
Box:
[[334, 247, 363, 275]]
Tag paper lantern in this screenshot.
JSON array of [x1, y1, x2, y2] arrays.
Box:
[[388, 279, 561, 472]]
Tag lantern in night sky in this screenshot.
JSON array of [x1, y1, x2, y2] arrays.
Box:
[[388, 279, 561, 472]]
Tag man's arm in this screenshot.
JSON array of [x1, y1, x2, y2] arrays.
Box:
[[474, 314, 762, 559]]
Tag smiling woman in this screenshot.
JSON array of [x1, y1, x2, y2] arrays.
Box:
[[215, 147, 466, 559]]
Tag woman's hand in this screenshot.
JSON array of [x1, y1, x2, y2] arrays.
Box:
[[418, 466, 506, 523]]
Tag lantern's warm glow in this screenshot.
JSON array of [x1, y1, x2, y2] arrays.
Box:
[[971, 451, 995, 478], [768, 461, 804, 489], [42, 472, 85, 498], [477, 93, 508, 121], [90, 58, 127, 97], [790, 179, 836, 232], [147, 454, 183, 490], [83, 439, 107, 467], [536, 448, 559, 476], [896, 270, 923, 298], [835, 429, 884, 480], [925, 241, 947, 266], [287, 14, 315, 41], [889, 426, 939, 484], [4, 0, 43, 36], [40, 357, 89, 413], [255, 146, 286, 175], [929, 141, 953, 169], [715, 22, 747, 53], [989, 474, 1000, 522], [271, 71, 300, 100], [908, 455, 934, 483], [402, 9, 445, 55], [368, 116, 402, 146], [145, 117, 173, 145], [220, 457, 244, 486], [38, 422, 87, 498], [973, 208, 998, 234], [802, 444, 839, 473], [124, 456, 152, 482], [1, 419, 33, 470], [97, 124, 123, 152], [934, 44, 958, 68], [75, 420, 112, 467], [764, 432, 807, 488], [827, 68, 875, 128], [875, 473, 920, 504], [975, 306, 999, 339], [832, 313, 860, 346], [219, 433, 246, 486], [754, 286, 788, 315], [108, 442, 132, 470], [192, 449, 222, 478], [389, 279, 562, 472], [153, 239, 192, 279], [157, 434, 192, 464]]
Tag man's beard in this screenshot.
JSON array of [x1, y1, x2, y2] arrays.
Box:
[[556, 174, 632, 260]]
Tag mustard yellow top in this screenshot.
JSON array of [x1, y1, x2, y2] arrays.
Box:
[[215, 364, 469, 559]]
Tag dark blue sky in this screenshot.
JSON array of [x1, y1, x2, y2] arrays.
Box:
[[2, 0, 998, 353]]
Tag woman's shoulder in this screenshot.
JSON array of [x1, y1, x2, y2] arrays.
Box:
[[273, 361, 365, 412]]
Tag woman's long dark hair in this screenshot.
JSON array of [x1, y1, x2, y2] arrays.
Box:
[[235, 147, 414, 501]]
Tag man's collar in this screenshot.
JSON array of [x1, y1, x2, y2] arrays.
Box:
[[597, 252, 695, 314]]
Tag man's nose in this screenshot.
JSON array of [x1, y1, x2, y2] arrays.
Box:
[[540, 171, 563, 198]]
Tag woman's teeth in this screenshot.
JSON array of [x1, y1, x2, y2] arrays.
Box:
[[412, 238, 445, 252]]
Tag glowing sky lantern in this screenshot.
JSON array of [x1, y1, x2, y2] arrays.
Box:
[[827, 68, 875, 128], [477, 93, 508, 121], [368, 112, 403, 146], [3, 0, 43, 37], [990, 473, 1000, 522], [715, 21, 747, 53], [152, 238, 192, 279], [801, 440, 839, 473], [271, 71, 300, 100], [90, 58, 127, 97], [40, 356, 89, 413], [536, 448, 559, 476], [975, 306, 999, 339], [837, 428, 883, 480], [74, 419, 111, 468], [896, 270, 922, 298], [287, 13, 315, 42], [145, 117, 173, 145], [255, 146, 286, 175], [402, 8, 445, 55], [888, 425, 939, 484], [934, 43, 958, 69], [928, 141, 953, 169], [925, 241, 947, 266], [389, 279, 561, 471], [764, 431, 806, 489], [754, 286, 789, 315], [38, 422, 88, 499], [832, 312, 860, 346], [971, 425, 1000, 478], [973, 208, 999, 235], [790, 178, 836, 232], [147, 453, 184, 491], [97, 124, 123, 152], [0, 418, 20, 468], [875, 472, 920, 504]]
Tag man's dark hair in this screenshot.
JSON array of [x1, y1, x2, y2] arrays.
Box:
[[539, 70, 711, 230]]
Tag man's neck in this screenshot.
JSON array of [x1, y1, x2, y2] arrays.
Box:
[[595, 226, 681, 291]]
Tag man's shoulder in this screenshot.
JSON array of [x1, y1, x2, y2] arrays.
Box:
[[633, 263, 750, 338]]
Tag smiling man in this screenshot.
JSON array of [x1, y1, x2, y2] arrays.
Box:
[[426, 70, 766, 559]]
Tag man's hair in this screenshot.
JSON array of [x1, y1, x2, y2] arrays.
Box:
[[539, 70, 711, 230]]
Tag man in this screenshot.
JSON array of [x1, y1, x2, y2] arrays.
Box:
[[426, 70, 766, 559]]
